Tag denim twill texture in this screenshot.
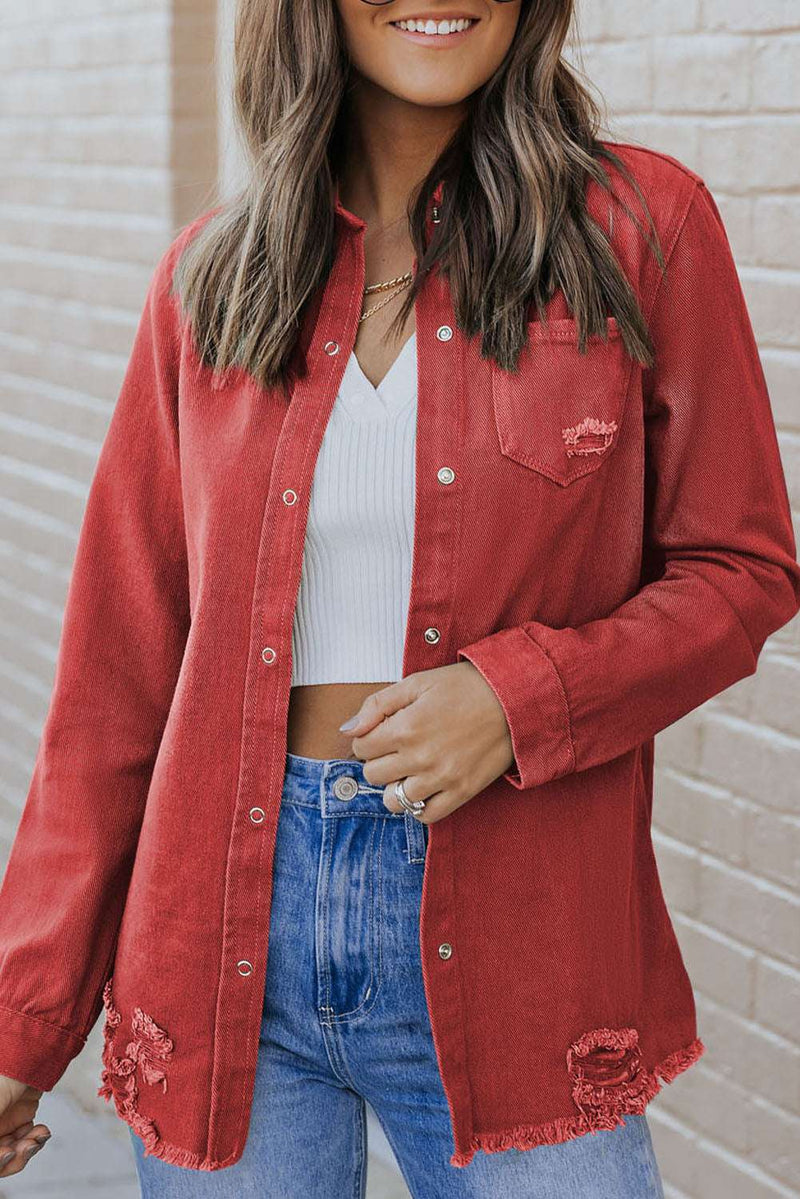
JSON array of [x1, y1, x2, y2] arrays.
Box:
[[0, 140, 798, 1172], [130, 751, 665, 1198]]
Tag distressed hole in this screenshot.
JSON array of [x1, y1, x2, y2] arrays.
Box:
[[96, 977, 174, 1155], [561, 416, 618, 457], [566, 1027, 656, 1130]]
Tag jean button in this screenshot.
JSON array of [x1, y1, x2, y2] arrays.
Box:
[[333, 776, 358, 801]]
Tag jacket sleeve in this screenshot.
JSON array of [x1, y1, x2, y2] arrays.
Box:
[[0, 241, 190, 1090], [457, 178, 800, 791]]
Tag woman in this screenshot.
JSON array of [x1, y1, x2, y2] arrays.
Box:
[[0, 0, 798, 1194]]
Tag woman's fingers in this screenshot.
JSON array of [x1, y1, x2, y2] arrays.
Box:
[[0, 1123, 52, 1175]]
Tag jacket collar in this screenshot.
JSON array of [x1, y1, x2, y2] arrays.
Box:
[[333, 177, 444, 236]]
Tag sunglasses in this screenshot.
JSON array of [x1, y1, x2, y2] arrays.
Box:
[[360, 1, 517, 5]]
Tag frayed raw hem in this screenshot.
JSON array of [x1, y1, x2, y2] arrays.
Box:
[[449, 1036, 705, 1168], [129, 1135, 240, 1171], [98, 976, 242, 1171]]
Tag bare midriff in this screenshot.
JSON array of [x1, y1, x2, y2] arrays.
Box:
[[286, 682, 393, 759]]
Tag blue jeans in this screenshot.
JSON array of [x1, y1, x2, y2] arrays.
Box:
[[131, 751, 665, 1197]]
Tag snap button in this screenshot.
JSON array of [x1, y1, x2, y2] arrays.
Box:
[[282, 489, 298, 506], [249, 807, 265, 824], [424, 627, 441, 644], [261, 646, 276, 664], [237, 960, 254, 976], [333, 776, 358, 801], [438, 942, 453, 960], [436, 325, 453, 342], [324, 340, 340, 355], [437, 466, 455, 485]]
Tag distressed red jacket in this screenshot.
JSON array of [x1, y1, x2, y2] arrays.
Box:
[[0, 141, 798, 1171]]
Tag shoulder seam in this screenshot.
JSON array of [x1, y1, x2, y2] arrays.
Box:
[[151, 207, 221, 333], [644, 178, 705, 325], [605, 141, 704, 186], [156, 206, 222, 284]]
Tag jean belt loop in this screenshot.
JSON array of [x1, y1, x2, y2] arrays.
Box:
[[403, 809, 427, 864]]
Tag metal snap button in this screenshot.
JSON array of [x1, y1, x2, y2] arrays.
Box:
[[333, 776, 358, 801], [424, 627, 441, 644], [237, 960, 254, 976], [324, 340, 340, 355], [436, 325, 453, 342], [261, 646, 276, 664], [438, 943, 453, 960], [249, 807, 265, 824], [437, 466, 455, 485], [282, 489, 298, 506]]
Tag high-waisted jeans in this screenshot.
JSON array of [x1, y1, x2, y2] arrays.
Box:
[[131, 751, 665, 1197]]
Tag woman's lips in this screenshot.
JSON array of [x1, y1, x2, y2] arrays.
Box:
[[389, 18, 479, 47]]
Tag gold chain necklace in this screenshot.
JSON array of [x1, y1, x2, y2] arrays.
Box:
[[358, 200, 440, 322], [360, 270, 414, 323], [364, 271, 414, 295]]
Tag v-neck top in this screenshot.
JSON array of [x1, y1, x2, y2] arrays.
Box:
[[336, 330, 417, 422], [290, 331, 418, 683]]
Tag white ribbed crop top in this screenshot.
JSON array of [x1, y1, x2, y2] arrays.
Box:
[[290, 332, 417, 685]]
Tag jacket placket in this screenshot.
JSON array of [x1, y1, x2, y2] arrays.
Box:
[[204, 188, 477, 1165]]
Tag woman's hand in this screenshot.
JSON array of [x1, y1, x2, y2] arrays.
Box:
[[0, 1075, 51, 1176], [339, 661, 515, 822]]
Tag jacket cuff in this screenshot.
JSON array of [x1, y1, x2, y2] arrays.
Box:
[[0, 1005, 85, 1091], [456, 625, 575, 790]]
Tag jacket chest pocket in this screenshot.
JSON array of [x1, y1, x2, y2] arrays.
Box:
[[491, 316, 634, 487]]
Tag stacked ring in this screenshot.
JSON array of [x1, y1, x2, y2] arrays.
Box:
[[394, 778, 427, 816]]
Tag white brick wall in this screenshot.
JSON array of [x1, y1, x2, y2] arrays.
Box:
[[574, 3, 800, 1195], [0, 0, 217, 1171], [0, 0, 216, 837]]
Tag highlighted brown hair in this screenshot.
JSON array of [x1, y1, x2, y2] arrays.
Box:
[[174, 0, 663, 391]]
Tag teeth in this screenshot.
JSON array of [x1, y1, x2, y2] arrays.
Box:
[[393, 17, 475, 35]]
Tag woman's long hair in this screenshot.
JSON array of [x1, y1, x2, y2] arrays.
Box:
[[174, 0, 664, 393]]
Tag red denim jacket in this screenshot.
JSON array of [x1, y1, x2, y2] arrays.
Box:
[[0, 141, 798, 1171]]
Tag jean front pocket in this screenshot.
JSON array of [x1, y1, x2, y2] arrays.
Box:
[[491, 315, 635, 487]]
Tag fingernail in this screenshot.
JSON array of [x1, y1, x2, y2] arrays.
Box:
[[24, 1143, 42, 1159], [0, 1151, 14, 1166], [33, 1134, 51, 1146], [338, 715, 358, 731]]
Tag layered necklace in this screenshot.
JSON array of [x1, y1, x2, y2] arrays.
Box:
[[360, 270, 414, 323], [359, 202, 440, 323]]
